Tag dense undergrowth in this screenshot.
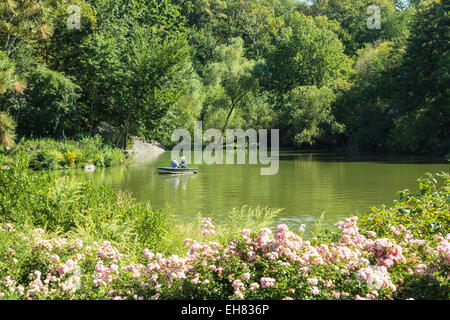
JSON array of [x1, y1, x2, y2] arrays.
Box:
[[0, 160, 448, 300], [0, 136, 130, 170]]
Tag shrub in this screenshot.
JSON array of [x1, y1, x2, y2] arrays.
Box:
[[31, 150, 59, 170], [102, 146, 125, 167], [359, 172, 450, 242], [64, 149, 78, 166], [1, 137, 130, 170]]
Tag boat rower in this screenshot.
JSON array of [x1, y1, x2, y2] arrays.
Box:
[[171, 157, 178, 168], [179, 156, 187, 168]]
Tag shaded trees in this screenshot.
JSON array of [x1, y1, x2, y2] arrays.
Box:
[[386, 0, 450, 153], [18, 66, 80, 139]]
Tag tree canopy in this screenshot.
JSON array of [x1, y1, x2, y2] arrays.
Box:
[[0, 0, 447, 154]]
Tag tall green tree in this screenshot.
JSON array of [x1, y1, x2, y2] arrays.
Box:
[[204, 37, 257, 135], [0, 51, 25, 95], [115, 29, 191, 149], [333, 41, 404, 151], [226, 0, 285, 58], [281, 85, 343, 146], [0, 0, 53, 57], [266, 13, 351, 92], [76, 32, 124, 134], [19, 66, 80, 138], [387, 0, 449, 153]]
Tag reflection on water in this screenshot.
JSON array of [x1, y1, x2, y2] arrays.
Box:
[[58, 151, 449, 229], [158, 174, 193, 192]]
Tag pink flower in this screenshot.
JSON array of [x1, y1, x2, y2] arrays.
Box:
[[144, 249, 154, 261], [242, 273, 250, 281], [367, 231, 377, 238], [201, 217, 215, 236], [260, 277, 276, 288], [310, 287, 320, 295], [332, 291, 340, 299], [151, 293, 160, 300], [307, 278, 318, 286], [249, 283, 260, 291], [299, 267, 309, 274], [232, 279, 244, 291]]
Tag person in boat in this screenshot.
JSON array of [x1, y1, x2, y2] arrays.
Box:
[[179, 156, 187, 168], [171, 157, 178, 168]]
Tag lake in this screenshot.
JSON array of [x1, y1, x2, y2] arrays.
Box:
[[60, 151, 449, 229]]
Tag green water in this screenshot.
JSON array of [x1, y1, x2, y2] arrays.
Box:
[[61, 151, 449, 228]]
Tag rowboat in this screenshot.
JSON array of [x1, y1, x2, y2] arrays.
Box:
[[157, 167, 198, 174]]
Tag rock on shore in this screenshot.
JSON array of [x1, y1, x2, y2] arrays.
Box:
[[131, 138, 166, 153]]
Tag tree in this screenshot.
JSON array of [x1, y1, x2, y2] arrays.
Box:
[[266, 13, 351, 92], [204, 38, 257, 136], [47, 0, 97, 74], [18, 66, 80, 138], [332, 41, 404, 151], [76, 32, 124, 135], [226, 0, 285, 58], [279, 85, 343, 146], [0, 50, 26, 134], [0, 0, 53, 57], [182, 0, 227, 68], [387, 0, 450, 153], [0, 51, 25, 95], [0, 111, 15, 146], [309, 0, 409, 55], [114, 28, 191, 149]]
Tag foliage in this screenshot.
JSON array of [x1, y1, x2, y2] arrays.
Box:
[[266, 13, 351, 92], [333, 41, 405, 151], [0, 51, 25, 94], [116, 28, 192, 148], [203, 37, 257, 134], [18, 66, 80, 139], [359, 172, 450, 241], [0, 173, 448, 300], [386, 0, 450, 154], [308, 0, 409, 55], [280, 85, 344, 146], [0, 156, 168, 255], [2, 136, 130, 170], [0, 111, 15, 146], [0, 0, 448, 153]]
